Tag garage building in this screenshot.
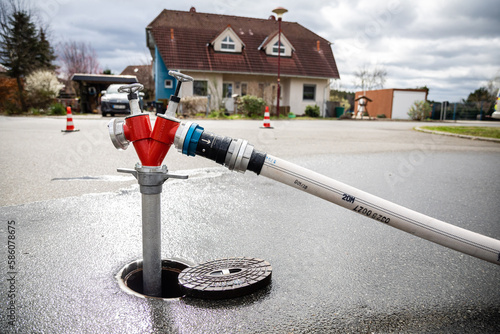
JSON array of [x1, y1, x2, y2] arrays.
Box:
[[354, 88, 428, 119]]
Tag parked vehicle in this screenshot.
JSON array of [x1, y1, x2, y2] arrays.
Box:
[[101, 84, 144, 117]]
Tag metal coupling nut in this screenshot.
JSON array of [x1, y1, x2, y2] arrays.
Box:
[[225, 139, 253, 173], [174, 121, 193, 153], [235, 141, 254, 173], [108, 118, 129, 150]]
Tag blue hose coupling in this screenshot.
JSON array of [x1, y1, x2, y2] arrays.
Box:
[[174, 121, 204, 157], [173, 121, 267, 175]]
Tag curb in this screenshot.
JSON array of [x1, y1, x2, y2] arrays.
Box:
[[414, 127, 500, 143]]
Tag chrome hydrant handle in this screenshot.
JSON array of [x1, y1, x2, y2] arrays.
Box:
[[164, 71, 194, 118], [118, 83, 144, 94], [119, 83, 144, 115], [168, 71, 193, 83]]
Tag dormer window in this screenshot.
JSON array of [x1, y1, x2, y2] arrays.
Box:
[[272, 41, 285, 55], [221, 36, 235, 51], [212, 26, 245, 53], [260, 32, 294, 57]]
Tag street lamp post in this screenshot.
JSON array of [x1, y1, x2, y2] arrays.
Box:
[[272, 7, 287, 118]]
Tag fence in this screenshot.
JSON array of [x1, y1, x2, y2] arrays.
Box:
[[430, 101, 495, 121]]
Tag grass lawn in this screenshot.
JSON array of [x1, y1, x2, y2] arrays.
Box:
[[420, 126, 500, 139]]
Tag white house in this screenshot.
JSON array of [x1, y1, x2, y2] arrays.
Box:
[[146, 7, 340, 115]]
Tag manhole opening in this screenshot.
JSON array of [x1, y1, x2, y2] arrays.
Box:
[[118, 259, 190, 299]]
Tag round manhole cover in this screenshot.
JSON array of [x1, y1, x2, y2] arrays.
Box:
[[178, 257, 272, 299]]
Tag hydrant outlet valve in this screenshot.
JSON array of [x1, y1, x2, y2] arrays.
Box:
[[108, 118, 129, 150]]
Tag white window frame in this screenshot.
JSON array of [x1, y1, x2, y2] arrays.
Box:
[[272, 41, 285, 55], [193, 80, 208, 96], [164, 79, 173, 89], [221, 36, 236, 51], [241, 83, 248, 96], [303, 84, 316, 101], [223, 82, 233, 98]]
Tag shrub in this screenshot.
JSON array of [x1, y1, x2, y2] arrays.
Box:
[[49, 103, 66, 115], [238, 95, 265, 118], [408, 100, 431, 121], [305, 105, 320, 117], [376, 114, 387, 118], [0, 78, 22, 114], [180, 96, 208, 116], [208, 109, 228, 119], [25, 70, 64, 109]]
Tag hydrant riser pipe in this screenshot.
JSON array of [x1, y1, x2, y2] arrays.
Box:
[[260, 154, 500, 265], [142, 193, 162, 297]]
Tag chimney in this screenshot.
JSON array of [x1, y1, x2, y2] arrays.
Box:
[[171, 28, 174, 41], [317, 40, 320, 51]]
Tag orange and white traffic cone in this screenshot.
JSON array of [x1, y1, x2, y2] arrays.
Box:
[[62, 106, 79, 132], [261, 106, 273, 129]]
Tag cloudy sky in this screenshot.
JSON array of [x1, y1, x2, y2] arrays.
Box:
[[36, 0, 500, 102]]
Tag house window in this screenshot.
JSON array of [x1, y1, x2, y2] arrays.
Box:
[[241, 83, 248, 96], [164, 79, 173, 89], [303, 84, 316, 100], [258, 83, 264, 98], [272, 41, 285, 55], [221, 36, 235, 51], [223, 83, 233, 98], [193, 80, 207, 96]]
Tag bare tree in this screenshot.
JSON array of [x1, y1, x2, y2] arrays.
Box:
[[353, 64, 387, 93], [57, 40, 101, 95], [58, 40, 101, 80], [486, 69, 500, 97], [130, 55, 154, 99]]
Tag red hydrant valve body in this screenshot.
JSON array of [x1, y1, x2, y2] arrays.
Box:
[[124, 114, 152, 141], [125, 114, 153, 166], [109, 111, 181, 166], [151, 115, 180, 146], [119, 114, 181, 167], [148, 115, 180, 166]]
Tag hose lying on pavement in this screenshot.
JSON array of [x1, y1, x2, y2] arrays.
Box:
[[174, 122, 500, 265]]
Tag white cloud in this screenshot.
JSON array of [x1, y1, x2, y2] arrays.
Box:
[[37, 0, 500, 101]]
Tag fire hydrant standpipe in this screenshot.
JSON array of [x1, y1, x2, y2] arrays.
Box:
[[109, 80, 190, 297]]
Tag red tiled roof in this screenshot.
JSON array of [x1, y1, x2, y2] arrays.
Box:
[[147, 9, 340, 79], [120, 65, 151, 76]]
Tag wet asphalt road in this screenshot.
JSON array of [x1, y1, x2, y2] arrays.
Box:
[[1, 116, 499, 333]]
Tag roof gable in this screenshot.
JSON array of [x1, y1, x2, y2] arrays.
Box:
[[259, 31, 295, 57], [211, 25, 245, 53], [147, 9, 340, 79]]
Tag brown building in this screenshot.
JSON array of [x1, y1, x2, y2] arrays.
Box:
[[354, 89, 428, 119], [120, 65, 154, 100]]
